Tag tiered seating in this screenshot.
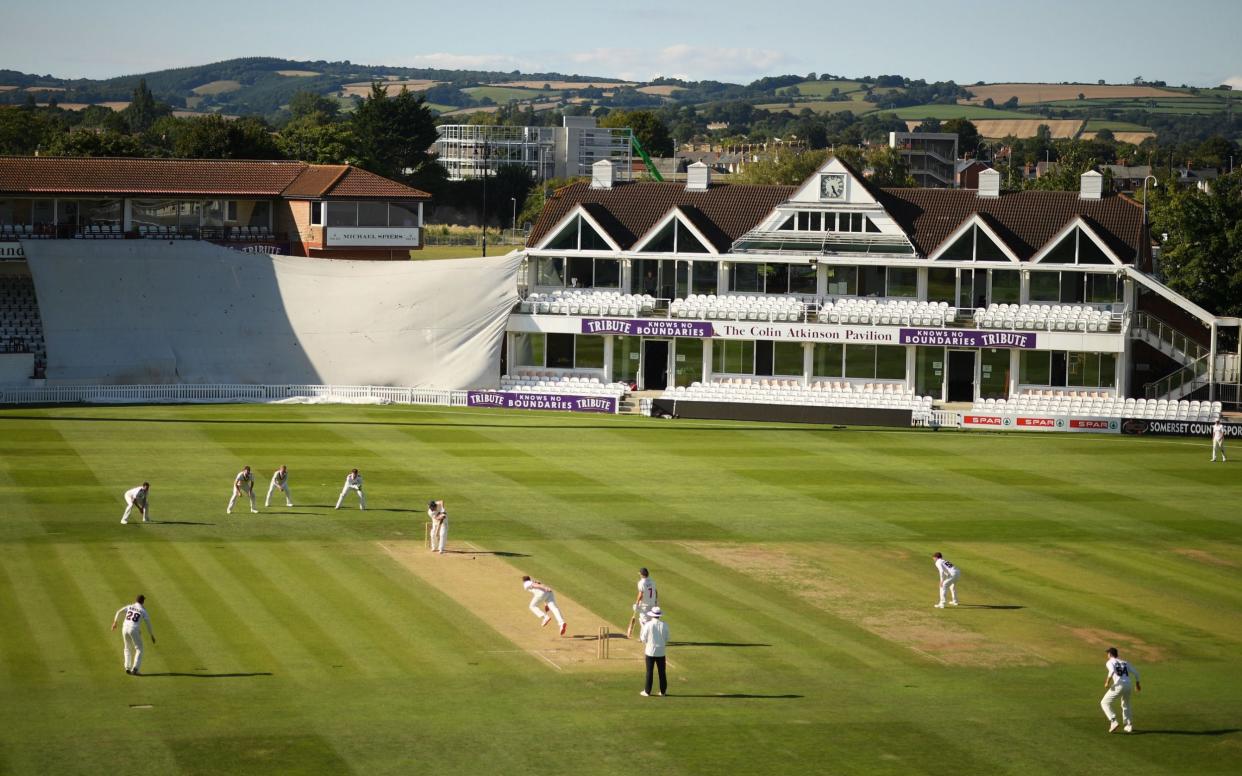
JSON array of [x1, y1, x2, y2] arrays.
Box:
[[818, 299, 953, 326], [670, 294, 808, 321], [0, 224, 51, 239], [662, 378, 933, 412], [137, 224, 194, 239], [75, 224, 124, 239], [0, 275, 47, 376], [523, 290, 655, 316], [228, 225, 276, 241], [970, 390, 1220, 421], [974, 304, 1113, 332], [502, 370, 628, 399]]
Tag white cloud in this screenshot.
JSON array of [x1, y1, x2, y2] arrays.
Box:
[[563, 45, 796, 82], [1221, 75, 1242, 90]]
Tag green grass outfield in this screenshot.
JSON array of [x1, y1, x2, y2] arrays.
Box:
[[1, 404, 1240, 775]]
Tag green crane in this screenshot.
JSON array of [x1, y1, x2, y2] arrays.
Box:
[[630, 133, 665, 182]]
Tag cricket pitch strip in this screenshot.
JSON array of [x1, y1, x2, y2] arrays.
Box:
[[378, 541, 643, 672]]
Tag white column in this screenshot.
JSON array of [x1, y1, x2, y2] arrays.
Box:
[[603, 335, 615, 382], [1009, 349, 1021, 397], [702, 339, 713, 383], [905, 346, 917, 391], [803, 342, 813, 385]]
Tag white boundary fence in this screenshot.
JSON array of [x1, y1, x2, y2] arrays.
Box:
[[0, 384, 469, 406]]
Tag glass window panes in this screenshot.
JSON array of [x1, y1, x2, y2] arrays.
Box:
[[755, 340, 774, 376], [389, 201, 419, 226], [875, 346, 906, 379], [789, 264, 817, 295], [979, 348, 1010, 398], [358, 201, 389, 227], [674, 338, 702, 387], [713, 340, 755, 374], [642, 221, 675, 252], [130, 199, 179, 228], [0, 199, 31, 224], [858, 266, 885, 297], [887, 267, 917, 298], [242, 200, 271, 228], [938, 229, 974, 261], [327, 202, 356, 227], [1060, 272, 1086, 303], [201, 200, 224, 228], [515, 333, 545, 366], [567, 257, 594, 287], [927, 268, 956, 303], [764, 263, 790, 295], [1077, 232, 1112, 264], [975, 227, 1009, 261], [692, 261, 718, 295], [845, 344, 877, 378], [613, 336, 640, 383], [813, 343, 843, 377], [1029, 272, 1060, 302], [990, 269, 1020, 303], [536, 257, 564, 286], [81, 199, 122, 225], [1087, 273, 1120, 303], [731, 263, 760, 293], [575, 335, 604, 368], [594, 259, 620, 288], [546, 333, 575, 368], [825, 266, 856, 296], [579, 219, 610, 250], [773, 342, 804, 375], [546, 217, 579, 250], [57, 200, 79, 226], [1041, 232, 1077, 263], [915, 346, 944, 398], [675, 221, 708, 253], [1019, 350, 1051, 385], [1099, 353, 1117, 388], [31, 199, 54, 225]]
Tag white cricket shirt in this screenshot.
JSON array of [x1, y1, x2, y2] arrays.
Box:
[[125, 486, 147, 504], [935, 557, 960, 579], [1106, 657, 1138, 686], [235, 470, 253, 489], [116, 603, 152, 635], [638, 577, 658, 606]]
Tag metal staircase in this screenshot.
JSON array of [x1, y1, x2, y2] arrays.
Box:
[[1131, 312, 1231, 400]]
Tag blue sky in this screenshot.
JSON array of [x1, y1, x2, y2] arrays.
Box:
[[7, 0, 1241, 87]]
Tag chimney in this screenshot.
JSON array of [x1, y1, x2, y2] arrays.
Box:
[[1079, 169, 1103, 200], [591, 159, 615, 189], [977, 167, 1001, 198], [686, 161, 711, 191]]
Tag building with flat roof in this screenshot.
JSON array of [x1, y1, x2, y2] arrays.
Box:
[[0, 156, 430, 261], [889, 131, 959, 188], [433, 116, 633, 182]]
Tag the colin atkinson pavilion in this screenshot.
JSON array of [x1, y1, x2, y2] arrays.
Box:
[[499, 157, 1239, 428]]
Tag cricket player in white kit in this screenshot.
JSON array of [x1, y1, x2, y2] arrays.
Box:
[[932, 552, 960, 608], [227, 466, 258, 514], [265, 465, 293, 507], [635, 567, 658, 624], [1211, 420, 1227, 462], [1101, 647, 1141, 733], [335, 468, 366, 510], [110, 594, 156, 675], [120, 482, 150, 524], [522, 575, 567, 635], [427, 499, 447, 553]]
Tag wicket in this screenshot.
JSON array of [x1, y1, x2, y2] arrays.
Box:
[[597, 625, 609, 659], [424, 521, 431, 549]]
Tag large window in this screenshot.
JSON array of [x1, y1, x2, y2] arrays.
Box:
[[928, 268, 956, 304], [979, 348, 1010, 399], [713, 340, 755, 374], [575, 336, 605, 369], [991, 269, 1020, 303], [730, 262, 816, 295], [613, 336, 640, 383], [323, 201, 423, 228], [887, 267, 917, 298], [915, 346, 944, 398], [514, 333, 545, 367], [1029, 272, 1061, 303], [817, 344, 907, 380], [546, 333, 575, 368], [825, 266, 857, 296], [813, 343, 844, 377], [673, 339, 703, 387], [1021, 351, 1116, 388], [535, 257, 620, 288], [692, 261, 718, 295]]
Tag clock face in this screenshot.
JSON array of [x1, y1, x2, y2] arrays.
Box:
[[820, 173, 846, 200]]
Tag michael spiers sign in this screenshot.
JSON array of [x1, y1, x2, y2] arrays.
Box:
[[467, 391, 617, 414]]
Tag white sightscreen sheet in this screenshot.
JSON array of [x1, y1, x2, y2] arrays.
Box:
[[23, 241, 521, 388]]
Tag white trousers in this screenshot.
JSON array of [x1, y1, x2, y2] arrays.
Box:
[[939, 574, 960, 605], [123, 628, 144, 672], [529, 591, 565, 625], [1101, 683, 1133, 724], [121, 498, 147, 524], [430, 518, 447, 552], [335, 485, 365, 509], [637, 602, 657, 624], [1211, 438, 1226, 461], [228, 487, 256, 513], [266, 481, 292, 507]]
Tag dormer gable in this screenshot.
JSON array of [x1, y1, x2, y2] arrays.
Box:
[[534, 204, 622, 252], [928, 214, 1021, 262], [632, 207, 717, 254], [787, 156, 881, 206], [1030, 216, 1123, 265]]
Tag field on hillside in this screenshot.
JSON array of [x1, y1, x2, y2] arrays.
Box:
[[1, 404, 1240, 776], [462, 86, 561, 103], [881, 104, 1035, 121], [963, 83, 1182, 105]]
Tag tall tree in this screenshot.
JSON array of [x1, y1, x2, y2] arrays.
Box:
[[350, 82, 438, 184], [1148, 170, 1242, 316], [287, 91, 341, 125], [942, 118, 980, 156], [122, 78, 165, 133], [172, 115, 282, 159], [599, 110, 673, 157]]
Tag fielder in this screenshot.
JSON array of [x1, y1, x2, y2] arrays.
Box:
[[427, 499, 447, 554], [1211, 419, 1227, 462], [1101, 647, 1141, 733], [227, 465, 258, 514], [522, 575, 567, 635], [932, 552, 960, 608], [110, 594, 156, 675], [120, 482, 150, 524], [334, 468, 366, 510], [265, 465, 293, 507]]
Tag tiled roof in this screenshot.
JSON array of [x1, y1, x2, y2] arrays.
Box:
[[530, 177, 1146, 263], [0, 156, 430, 200], [529, 181, 797, 252]]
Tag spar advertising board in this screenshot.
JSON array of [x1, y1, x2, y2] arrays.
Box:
[[961, 415, 1120, 433]]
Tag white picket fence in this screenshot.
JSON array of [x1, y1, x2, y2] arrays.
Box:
[[0, 383, 469, 406]]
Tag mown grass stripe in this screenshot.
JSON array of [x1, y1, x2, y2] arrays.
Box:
[[0, 547, 52, 682]]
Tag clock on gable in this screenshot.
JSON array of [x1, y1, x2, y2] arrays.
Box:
[[819, 173, 847, 200]]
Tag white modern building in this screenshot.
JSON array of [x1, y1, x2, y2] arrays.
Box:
[[434, 116, 634, 182]]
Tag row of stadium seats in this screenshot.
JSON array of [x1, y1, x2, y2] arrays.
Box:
[[0, 276, 47, 374], [74, 224, 125, 238], [670, 294, 807, 322], [662, 379, 933, 411], [972, 395, 1220, 421], [137, 225, 197, 239], [520, 290, 656, 316], [974, 303, 1115, 332], [818, 299, 954, 327], [500, 373, 628, 398], [0, 224, 51, 238]]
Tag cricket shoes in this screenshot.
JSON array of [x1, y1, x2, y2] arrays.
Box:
[[125, 668, 132, 674], [120, 519, 128, 525], [934, 603, 945, 609], [1108, 721, 1120, 733], [1123, 724, 1133, 733], [541, 615, 552, 627], [250, 509, 259, 514], [640, 691, 650, 697], [560, 622, 568, 636], [949, 601, 959, 606]]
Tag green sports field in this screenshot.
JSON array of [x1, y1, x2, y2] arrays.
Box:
[[1, 404, 1240, 775]]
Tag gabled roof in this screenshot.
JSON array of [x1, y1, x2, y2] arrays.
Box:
[[875, 188, 1143, 262], [0, 156, 430, 200], [528, 181, 796, 252]]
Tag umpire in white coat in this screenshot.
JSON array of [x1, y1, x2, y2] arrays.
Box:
[[639, 606, 669, 697]]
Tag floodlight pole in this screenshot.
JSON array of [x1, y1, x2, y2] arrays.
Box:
[[1139, 175, 1157, 265]]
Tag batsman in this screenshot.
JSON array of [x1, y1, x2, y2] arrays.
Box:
[[627, 567, 658, 638]]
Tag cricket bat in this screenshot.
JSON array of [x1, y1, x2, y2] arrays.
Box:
[[625, 613, 637, 638]]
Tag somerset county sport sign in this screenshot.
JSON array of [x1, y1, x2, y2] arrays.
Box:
[[467, 391, 617, 414], [1120, 418, 1242, 437]]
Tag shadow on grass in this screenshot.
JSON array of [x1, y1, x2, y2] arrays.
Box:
[[142, 672, 273, 678], [1132, 728, 1240, 737], [668, 641, 771, 648], [956, 604, 1025, 610], [451, 549, 529, 557], [667, 693, 803, 699]]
